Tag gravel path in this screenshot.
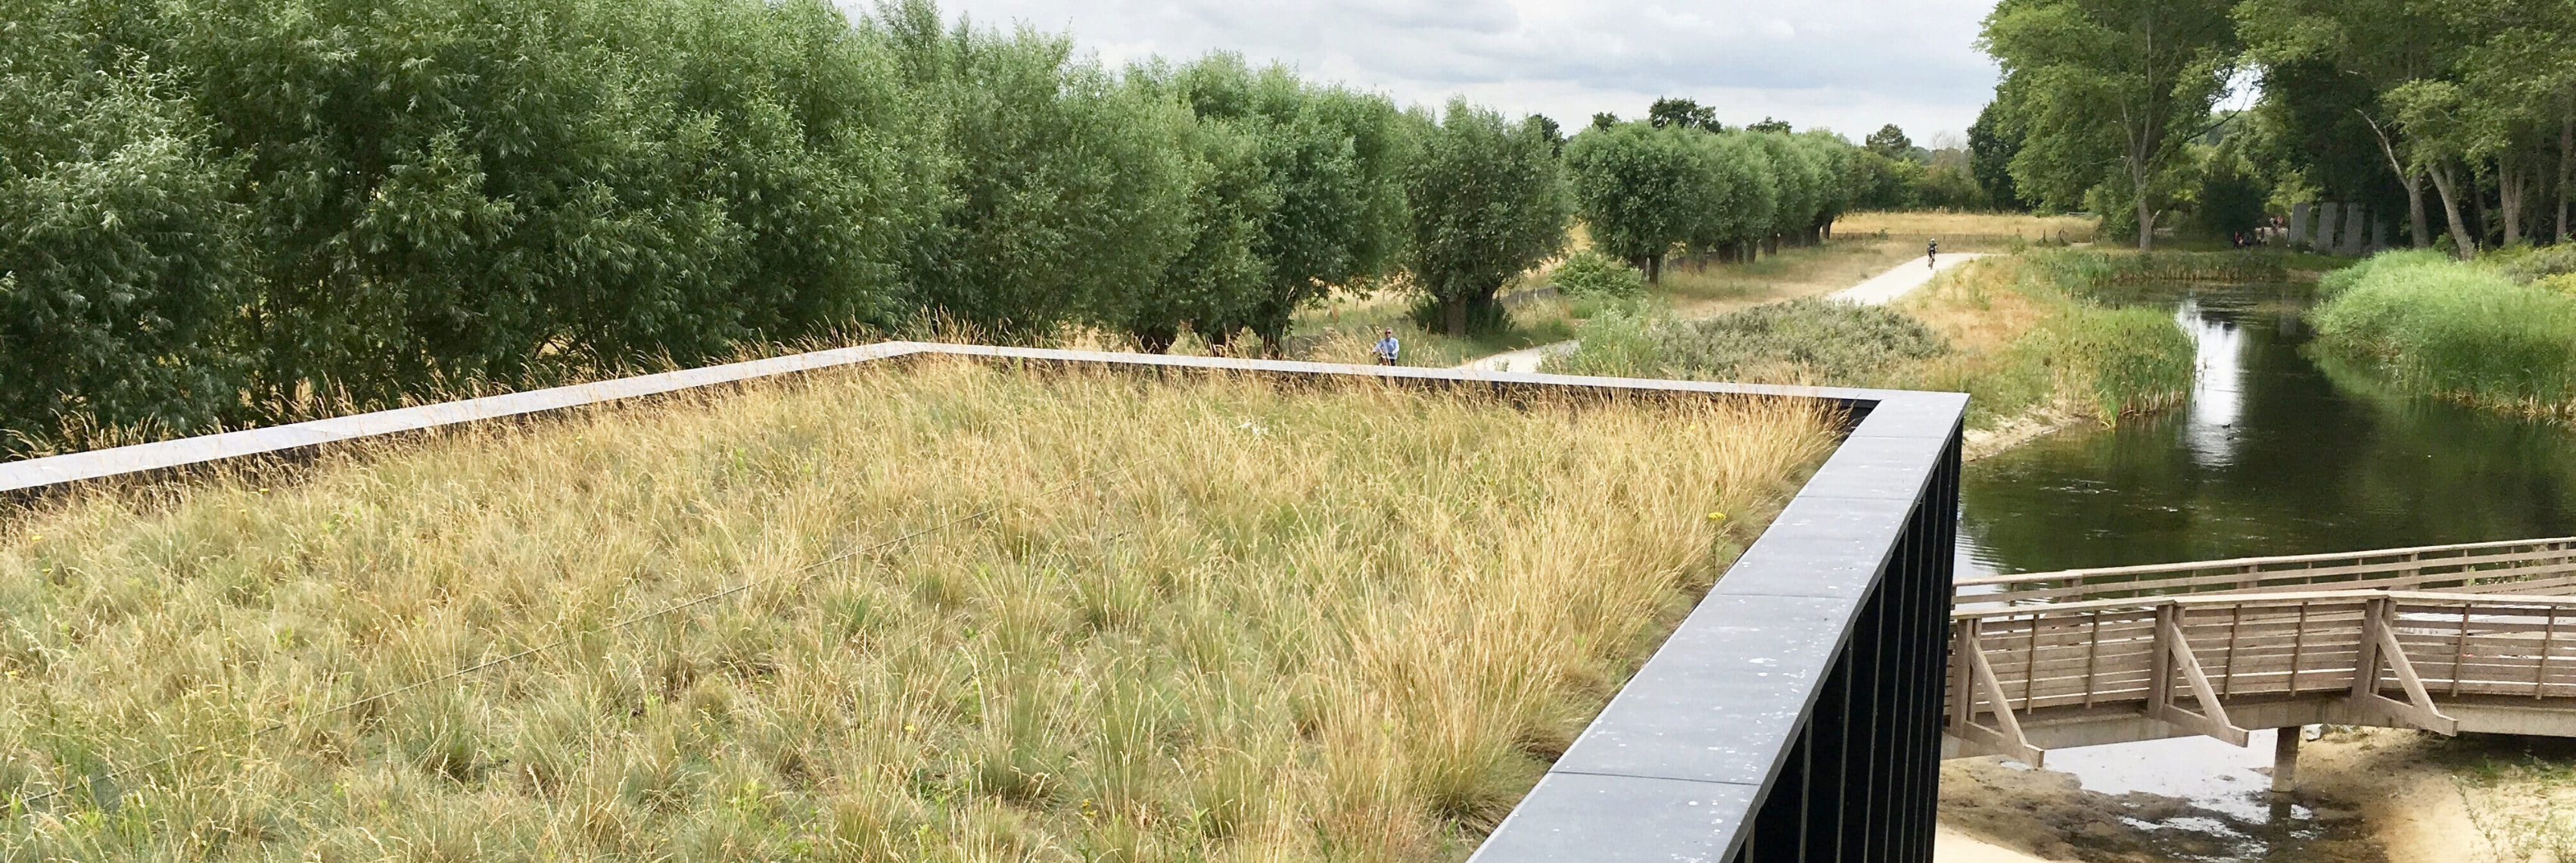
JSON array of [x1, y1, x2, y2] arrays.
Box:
[[1825, 253, 1986, 306]]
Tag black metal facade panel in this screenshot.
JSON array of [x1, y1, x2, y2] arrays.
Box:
[[1474, 392, 1960, 863], [0, 341, 1965, 863]]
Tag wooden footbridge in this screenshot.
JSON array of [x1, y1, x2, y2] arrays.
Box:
[[1943, 537, 2576, 777]]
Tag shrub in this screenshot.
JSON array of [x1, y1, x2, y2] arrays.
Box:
[[2487, 244, 2576, 285], [1550, 250, 1647, 298], [1550, 298, 1943, 385]]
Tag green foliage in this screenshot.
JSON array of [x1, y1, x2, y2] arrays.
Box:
[[2309, 251, 2576, 415], [0, 0, 1486, 452], [0, 14, 250, 444], [2192, 146, 2270, 238], [1865, 124, 1915, 160], [1968, 101, 2026, 210], [1403, 101, 1571, 335], [1981, 0, 2241, 249], [1646, 97, 1719, 132], [1563, 123, 1706, 274], [891, 6, 1193, 340], [1853, 151, 1991, 211], [2315, 248, 2452, 297], [1549, 251, 1647, 298], [1691, 132, 1780, 251]]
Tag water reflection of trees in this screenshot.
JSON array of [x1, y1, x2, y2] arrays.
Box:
[[1963, 285, 2576, 575]]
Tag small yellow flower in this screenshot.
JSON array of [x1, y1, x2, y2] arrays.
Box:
[[1706, 511, 1727, 522]]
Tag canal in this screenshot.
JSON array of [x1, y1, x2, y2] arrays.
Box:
[[1952, 279, 2576, 862]]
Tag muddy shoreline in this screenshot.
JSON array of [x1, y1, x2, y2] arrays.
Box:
[[1937, 727, 2522, 863]]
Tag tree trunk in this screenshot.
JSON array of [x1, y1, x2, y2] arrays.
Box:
[[2500, 151, 2525, 248], [2406, 170, 2432, 249], [2469, 167, 2493, 248], [2560, 104, 2573, 244], [1647, 254, 1662, 285], [1135, 325, 1178, 354], [1442, 296, 1467, 337], [2429, 161, 2477, 260], [2136, 195, 2155, 252]]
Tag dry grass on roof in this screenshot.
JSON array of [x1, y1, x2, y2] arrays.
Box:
[[0, 359, 1834, 862]]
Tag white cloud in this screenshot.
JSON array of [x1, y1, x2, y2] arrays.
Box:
[[851, 0, 2002, 142]]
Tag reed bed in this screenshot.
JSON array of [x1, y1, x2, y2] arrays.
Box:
[[1902, 256, 2194, 423], [2310, 250, 2576, 419], [0, 359, 1834, 861]]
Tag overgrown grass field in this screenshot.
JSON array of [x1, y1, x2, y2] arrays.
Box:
[[0, 360, 1834, 861]]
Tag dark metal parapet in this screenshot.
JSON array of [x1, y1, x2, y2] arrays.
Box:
[[0, 341, 1964, 863]]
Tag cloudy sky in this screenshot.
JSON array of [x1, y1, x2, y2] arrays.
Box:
[[857, 0, 2005, 145]]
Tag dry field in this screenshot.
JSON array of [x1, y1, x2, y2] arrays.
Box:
[[0, 360, 1834, 861], [1833, 210, 2098, 241]]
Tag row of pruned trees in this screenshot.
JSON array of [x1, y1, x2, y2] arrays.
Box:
[[0, 0, 1570, 451], [1562, 120, 1863, 284]]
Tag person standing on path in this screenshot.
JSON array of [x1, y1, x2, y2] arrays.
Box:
[[1927, 238, 1938, 270], [1374, 328, 1400, 366]]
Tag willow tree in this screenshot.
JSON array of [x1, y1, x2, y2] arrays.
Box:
[[1983, 0, 2241, 250], [1564, 122, 1706, 283], [1, 9, 250, 445], [1404, 101, 1570, 336]]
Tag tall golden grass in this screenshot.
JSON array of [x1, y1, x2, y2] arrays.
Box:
[[0, 359, 1833, 861], [1831, 210, 2097, 239]]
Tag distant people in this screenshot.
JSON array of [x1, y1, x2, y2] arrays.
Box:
[[1374, 328, 1399, 366], [1927, 238, 1938, 269]]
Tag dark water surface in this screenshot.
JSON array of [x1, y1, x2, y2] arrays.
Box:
[[1953, 281, 2576, 862], [1962, 282, 2576, 576]]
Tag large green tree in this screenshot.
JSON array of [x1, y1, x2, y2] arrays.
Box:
[[1967, 101, 2027, 210], [1403, 100, 1570, 336], [2238, 0, 2465, 252], [1983, 0, 2242, 250], [1564, 122, 1706, 283], [884, 2, 1194, 339]]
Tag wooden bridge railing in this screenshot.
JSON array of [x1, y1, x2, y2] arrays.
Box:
[[1955, 537, 2576, 609], [1946, 590, 2576, 766]]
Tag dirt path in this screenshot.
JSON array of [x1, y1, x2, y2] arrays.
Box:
[[1457, 254, 1986, 373]]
